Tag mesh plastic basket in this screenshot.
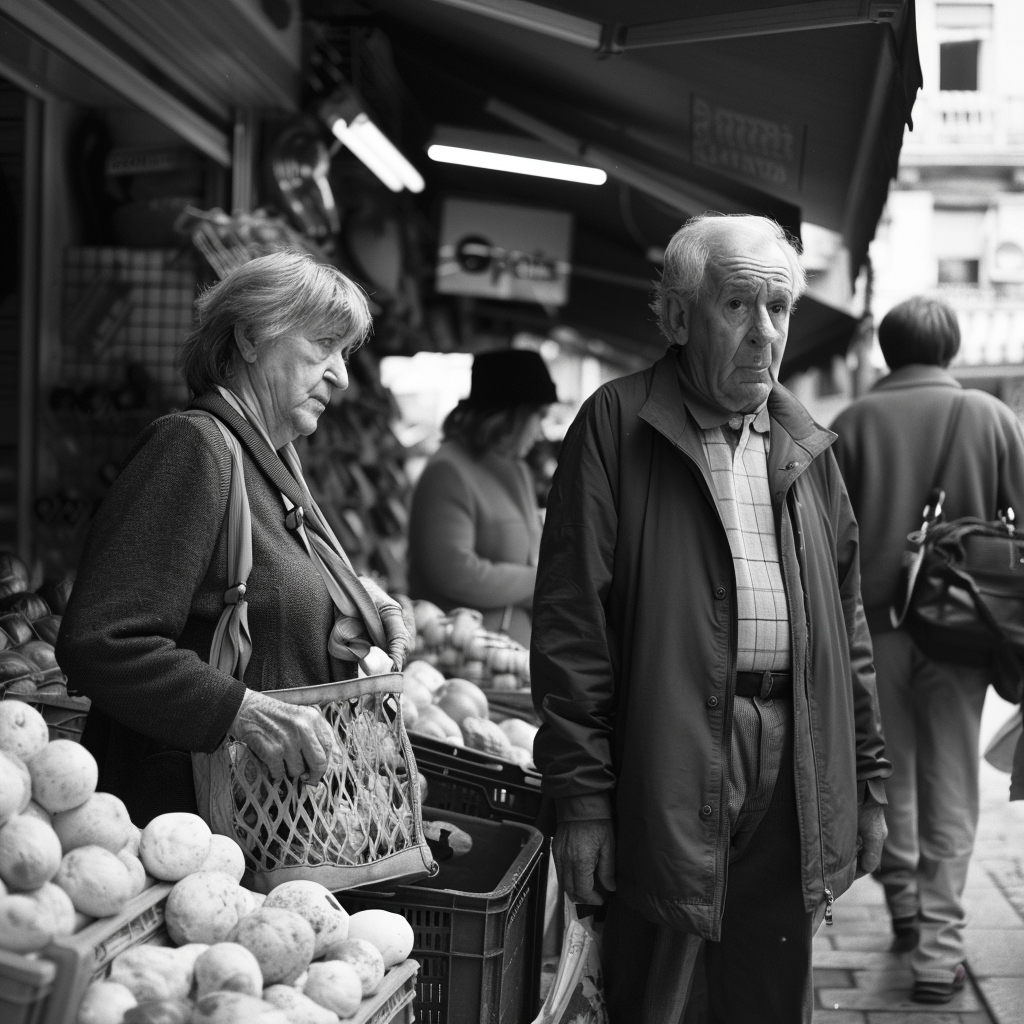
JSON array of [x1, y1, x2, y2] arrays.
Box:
[[194, 673, 436, 893]]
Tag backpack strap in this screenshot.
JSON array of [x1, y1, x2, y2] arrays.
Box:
[[180, 410, 253, 681]]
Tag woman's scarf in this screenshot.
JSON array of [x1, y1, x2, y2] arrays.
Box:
[[214, 385, 385, 671]]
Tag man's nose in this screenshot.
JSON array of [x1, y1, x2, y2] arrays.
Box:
[[749, 303, 775, 344]]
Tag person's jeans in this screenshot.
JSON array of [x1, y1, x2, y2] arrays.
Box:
[[871, 629, 990, 983]]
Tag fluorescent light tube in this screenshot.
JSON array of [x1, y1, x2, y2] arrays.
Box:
[[427, 144, 607, 185], [330, 113, 425, 193]]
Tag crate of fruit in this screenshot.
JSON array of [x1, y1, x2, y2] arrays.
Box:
[[0, 947, 57, 1024], [339, 809, 546, 1024]]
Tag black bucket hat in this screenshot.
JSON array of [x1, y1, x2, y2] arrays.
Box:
[[465, 350, 558, 411]]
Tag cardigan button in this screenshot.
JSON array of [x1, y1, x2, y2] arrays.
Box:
[[706, 695, 719, 708], [714, 586, 727, 600], [701, 804, 713, 817]]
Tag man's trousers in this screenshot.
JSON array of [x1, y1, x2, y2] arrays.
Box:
[[601, 723, 813, 1024], [871, 628, 989, 984]]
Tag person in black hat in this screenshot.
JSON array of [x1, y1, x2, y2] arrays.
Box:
[[407, 349, 557, 647]]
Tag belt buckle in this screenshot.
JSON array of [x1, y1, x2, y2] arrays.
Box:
[[760, 670, 774, 700]]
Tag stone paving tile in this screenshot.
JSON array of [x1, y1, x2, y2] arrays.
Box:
[[975, 978, 1024, 1023], [965, 896, 1024, 929], [815, 968, 855, 987], [965, 929, 1024, 977], [815, 950, 907, 971], [811, 1012, 867, 1023], [833, 935, 901, 952], [818, 986, 982, 1012], [852, 969, 914, 990]]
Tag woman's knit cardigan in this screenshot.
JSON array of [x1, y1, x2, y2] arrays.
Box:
[[56, 411, 341, 824]]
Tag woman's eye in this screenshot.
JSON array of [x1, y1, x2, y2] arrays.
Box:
[[727, 299, 743, 310]]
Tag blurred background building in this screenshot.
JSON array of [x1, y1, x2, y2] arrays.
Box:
[[870, 0, 1024, 411]]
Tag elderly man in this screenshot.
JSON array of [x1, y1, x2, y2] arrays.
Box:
[[532, 213, 891, 1023]]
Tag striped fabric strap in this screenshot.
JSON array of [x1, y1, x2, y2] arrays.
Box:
[[180, 411, 253, 681]]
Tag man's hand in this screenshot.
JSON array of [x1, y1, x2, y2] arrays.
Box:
[[553, 819, 616, 905], [232, 690, 336, 786], [855, 801, 887, 877]]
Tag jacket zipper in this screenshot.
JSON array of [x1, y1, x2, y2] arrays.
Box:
[[788, 491, 834, 925]]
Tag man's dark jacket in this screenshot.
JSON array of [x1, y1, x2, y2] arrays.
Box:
[[531, 349, 891, 940]]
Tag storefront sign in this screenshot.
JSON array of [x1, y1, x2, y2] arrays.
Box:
[[436, 198, 572, 306], [692, 95, 802, 189]]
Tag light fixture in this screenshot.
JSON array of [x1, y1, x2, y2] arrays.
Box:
[[426, 126, 607, 185], [319, 90, 424, 194]]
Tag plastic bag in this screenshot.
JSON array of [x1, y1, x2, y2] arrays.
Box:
[[532, 896, 608, 1024]]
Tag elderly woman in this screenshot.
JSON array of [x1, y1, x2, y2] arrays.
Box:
[[407, 349, 556, 647], [57, 251, 409, 825]]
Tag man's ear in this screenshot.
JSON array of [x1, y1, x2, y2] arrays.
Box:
[[666, 293, 690, 347], [234, 323, 258, 364]]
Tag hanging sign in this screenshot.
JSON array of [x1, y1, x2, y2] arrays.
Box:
[[436, 198, 573, 306], [692, 95, 803, 189]]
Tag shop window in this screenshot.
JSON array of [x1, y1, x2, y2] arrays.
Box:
[[940, 40, 980, 91], [938, 258, 980, 284]]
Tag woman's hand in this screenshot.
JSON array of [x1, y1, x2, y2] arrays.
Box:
[[360, 576, 413, 671], [231, 690, 335, 785]]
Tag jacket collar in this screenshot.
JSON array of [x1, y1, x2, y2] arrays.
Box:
[[871, 364, 963, 392], [639, 347, 836, 490]]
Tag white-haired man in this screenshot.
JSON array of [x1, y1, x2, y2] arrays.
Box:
[[532, 214, 891, 1022]]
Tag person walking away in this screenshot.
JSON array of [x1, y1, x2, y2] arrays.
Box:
[[832, 295, 1024, 1003], [532, 213, 891, 1024]]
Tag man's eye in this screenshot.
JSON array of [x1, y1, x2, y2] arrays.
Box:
[[727, 299, 744, 310]]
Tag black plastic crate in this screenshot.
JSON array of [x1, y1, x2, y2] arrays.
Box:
[[411, 735, 543, 826], [339, 809, 545, 1024]]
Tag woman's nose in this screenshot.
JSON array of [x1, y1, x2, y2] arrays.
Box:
[[325, 354, 349, 391]]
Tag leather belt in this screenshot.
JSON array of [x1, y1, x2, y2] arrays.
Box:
[[734, 670, 792, 700]]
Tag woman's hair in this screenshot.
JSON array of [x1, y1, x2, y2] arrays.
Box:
[[878, 295, 961, 370], [442, 402, 542, 458], [179, 250, 372, 396]]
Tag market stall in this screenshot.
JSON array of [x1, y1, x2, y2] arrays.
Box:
[[0, 3, 923, 1023]]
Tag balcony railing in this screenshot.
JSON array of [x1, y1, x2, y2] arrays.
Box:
[[903, 92, 1024, 152], [942, 287, 1024, 367]]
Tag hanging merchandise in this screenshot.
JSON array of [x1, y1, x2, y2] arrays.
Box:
[[268, 118, 341, 242]]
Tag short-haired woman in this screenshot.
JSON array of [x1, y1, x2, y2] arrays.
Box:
[[407, 350, 557, 647], [57, 250, 410, 824]]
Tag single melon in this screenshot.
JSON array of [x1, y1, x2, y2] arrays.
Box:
[[0, 815, 63, 890], [122, 824, 142, 857], [54, 845, 134, 917], [0, 701, 48, 761], [0, 892, 54, 951], [165, 871, 248, 945], [0, 751, 30, 825], [442, 678, 488, 717], [27, 880, 76, 936], [140, 812, 211, 881], [261, 985, 340, 1024], [227, 907, 315, 985], [193, 941, 264, 998], [321, 936, 384, 997], [117, 849, 147, 897], [301, 961, 362, 1018], [347, 909, 414, 967], [77, 981, 137, 1024], [199, 834, 246, 883], [498, 718, 538, 752], [109, 945, 192, 1002], [53, 792, 133, 853], [263, 880, 348, 958], [27, 740, 98, 813]]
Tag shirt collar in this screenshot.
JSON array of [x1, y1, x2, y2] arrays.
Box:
[[675, 352, 771, 434]]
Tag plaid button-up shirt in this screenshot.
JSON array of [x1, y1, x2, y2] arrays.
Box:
[[699, 411, 791, 673]]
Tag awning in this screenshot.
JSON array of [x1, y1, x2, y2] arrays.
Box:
[[358, 0, 919, 368]]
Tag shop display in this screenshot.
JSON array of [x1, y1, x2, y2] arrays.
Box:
[[407, 602, 531, 691]]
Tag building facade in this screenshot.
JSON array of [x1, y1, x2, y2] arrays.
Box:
[[871, 0, 1024, 409]]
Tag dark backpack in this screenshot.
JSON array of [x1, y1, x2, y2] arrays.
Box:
[[891, 395, 1024, 704]]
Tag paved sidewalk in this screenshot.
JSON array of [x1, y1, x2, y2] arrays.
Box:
[[813, 691, 1024, 1023]]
